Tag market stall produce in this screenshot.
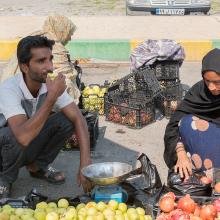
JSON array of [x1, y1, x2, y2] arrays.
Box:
[[2, 154, 220, 220], [156, 192, 220, 220], [0, 198, 153, 220], [82, 85, 107, 115]]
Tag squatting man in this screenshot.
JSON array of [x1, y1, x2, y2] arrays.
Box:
[[0, 35, 92, 198]]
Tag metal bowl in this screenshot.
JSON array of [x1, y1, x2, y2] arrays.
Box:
[[81, 162, 132, 185]]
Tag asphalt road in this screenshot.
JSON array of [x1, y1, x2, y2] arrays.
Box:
[[1, 16, 220, 40], [0, 61, 202, 200], [0, 0, 219, 16]]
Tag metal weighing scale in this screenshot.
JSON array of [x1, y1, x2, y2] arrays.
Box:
[[81, 162, 132, 203]]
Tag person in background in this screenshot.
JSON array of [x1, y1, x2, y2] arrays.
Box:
[[0, 14, 81, 104]]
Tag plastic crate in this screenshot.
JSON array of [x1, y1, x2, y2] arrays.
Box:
[[106, 89, 125, 104], [155, 93, 182, 119], [152, 60, 180, 80], [0, 199, 30, 208], [82, 95, 104, 115], [104, 96, 155, 129], [128, 90, 153, 107], [64, 111, 99, 151], [164, 98, 181, 118], [107, 90, 152, 107], [81, 84, 107, 115], [155, 80, 182, 118], [0, 189, 48, 209], [160, 80, 182, 99], [108, 66, 161, 99]]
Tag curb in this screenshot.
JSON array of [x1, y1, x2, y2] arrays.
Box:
[[0, 39, 19, 61], [1, 39, 220, 62]]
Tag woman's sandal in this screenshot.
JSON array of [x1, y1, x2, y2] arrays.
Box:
[[29, 166, 65, 185]]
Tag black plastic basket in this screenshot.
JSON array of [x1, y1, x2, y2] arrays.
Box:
[[108, 66, 161, 99], [81, 84, 107, 115], [64, 111, 99, 151], [82, 96, 105, 115], [155, 93, 182, 119], [151, 60, 180, 80], [0, 189, 48, 209], [128, 90, 154, 106], [104, 95, 155, 129], [107, 90, 153, 107], [160, 80, 182, 99], [164, 98, 181, 118], [155, 80, 182, 119], [107, 91, 126, 105]]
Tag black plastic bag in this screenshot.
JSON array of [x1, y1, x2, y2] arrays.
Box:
[[119, 153, 163, 218], [133, 186, 169, 217], [64, 110, 99, 151], [0, 188, 48, 209], [125, 153, 162, 192], [167, 169, 212, 196]]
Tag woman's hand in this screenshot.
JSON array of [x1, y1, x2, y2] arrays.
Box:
[[175, 150, 193, 180]]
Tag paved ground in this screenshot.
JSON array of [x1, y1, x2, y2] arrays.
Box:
[[0, 61, 202, 200], [1, 16, 220, 40], [0, 0, 219, 16], [0, 0, 125, 16]]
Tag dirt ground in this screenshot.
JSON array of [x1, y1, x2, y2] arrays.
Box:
[[0, 0, 125, 16], [0, 61, 201, 199], [0, 0, 219, 16]]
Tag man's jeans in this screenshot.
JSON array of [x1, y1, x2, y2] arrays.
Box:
[[0, 112, 74, 184]]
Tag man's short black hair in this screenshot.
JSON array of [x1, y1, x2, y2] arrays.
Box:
[[17, 35, 55, 64]]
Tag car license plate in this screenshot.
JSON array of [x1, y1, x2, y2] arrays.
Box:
[[156, 8, 185, 15]]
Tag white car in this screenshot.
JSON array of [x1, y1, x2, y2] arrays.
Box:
[[126, 0, 211, 15]]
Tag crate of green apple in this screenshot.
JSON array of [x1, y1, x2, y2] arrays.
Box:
[[156, 191, 220, 220], [0, 198, 153, 220]]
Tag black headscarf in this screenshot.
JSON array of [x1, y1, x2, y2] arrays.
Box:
[[164, 48, 220, 169]]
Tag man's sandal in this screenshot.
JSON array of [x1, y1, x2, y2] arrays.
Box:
[[29, 166, 65, 185]]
